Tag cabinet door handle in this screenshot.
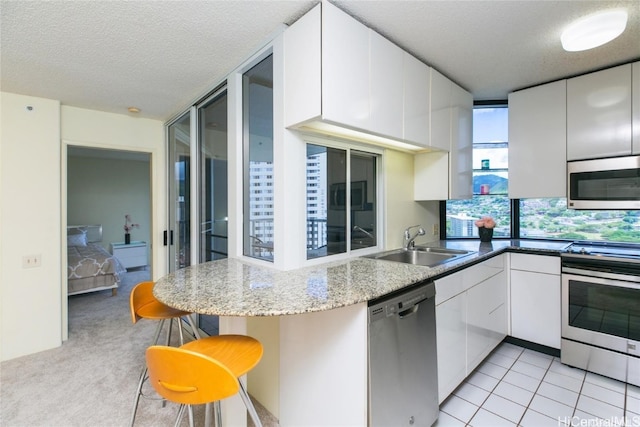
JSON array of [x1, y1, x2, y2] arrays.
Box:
[[163, 230, 168, 246]]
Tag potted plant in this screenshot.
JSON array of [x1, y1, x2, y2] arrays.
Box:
[[123, 214, 139, 244], [475, 216, 496, 242]]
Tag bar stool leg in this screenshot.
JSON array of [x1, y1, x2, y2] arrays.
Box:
[[129, 318, 167, 427], [186, 314, 202, 339], [214, 401, 222, 427], [238, 381, 262, 427], [165, 317, 173, 346], [204, 402, 212, 427], [177, 317, 185, 345], [173, 404, 186, 427], [188, 404, 195, 427]]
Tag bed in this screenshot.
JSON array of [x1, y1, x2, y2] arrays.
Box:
[[67, 225, 127, 296]]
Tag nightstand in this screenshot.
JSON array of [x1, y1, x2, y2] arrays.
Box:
[[110, 241, 147, 270]]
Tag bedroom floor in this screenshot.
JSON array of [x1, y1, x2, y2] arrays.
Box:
[[436, 342, 640, 426]]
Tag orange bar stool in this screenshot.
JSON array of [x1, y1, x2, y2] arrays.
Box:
[[129, 281, 202, 427], [146, 335, 264, 427]]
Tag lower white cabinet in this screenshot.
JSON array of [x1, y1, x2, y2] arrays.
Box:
[[435, 292, 466, 403], [436, 254, 507, 403], [467, 269, 508, 370], [510, 253, 561, 349]]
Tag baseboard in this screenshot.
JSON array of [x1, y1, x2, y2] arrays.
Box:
[[504, 336, 560, 358]]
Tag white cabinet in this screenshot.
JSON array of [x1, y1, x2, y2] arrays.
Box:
[[414, 75, 473, 201], [429, 69, 454, 151], [633, 61, 640, 154], [284, 2, 433, 149], [110, 241, 147, 269], [567, 63, 633, 160], [321, 1, 370, 131], [403, 52, 431, 146], [369, 30, 404, 139], [435, 254, 506, 403], [508, 80, 567, 198], [450, 83, 473, 200], [435, 292, 466, 403], [510, 253, 561, 349], [467, 269, 508, 370]]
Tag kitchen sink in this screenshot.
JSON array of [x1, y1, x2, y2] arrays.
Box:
[[365, 246, 475, 267]]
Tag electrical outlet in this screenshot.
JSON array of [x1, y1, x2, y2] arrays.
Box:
[[432, 224, 439, 236], [22, 254, 41, 268]]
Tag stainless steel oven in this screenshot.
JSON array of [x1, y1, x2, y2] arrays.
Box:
[[561, 243, 640, 386]]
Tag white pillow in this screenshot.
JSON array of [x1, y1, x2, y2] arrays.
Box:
[[67, 232, 87, 247]]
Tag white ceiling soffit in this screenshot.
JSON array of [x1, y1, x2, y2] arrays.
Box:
[[1, 0, 639, 123]]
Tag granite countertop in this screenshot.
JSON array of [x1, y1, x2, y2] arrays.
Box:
[[153, 239, 571, 317]]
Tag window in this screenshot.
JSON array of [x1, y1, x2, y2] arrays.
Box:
[[520, 198, 640, 243], [445, 106, 511, 238], [243, 54, 274, 261], [306, 144, 378, 260], [445, 105, 640, 244]]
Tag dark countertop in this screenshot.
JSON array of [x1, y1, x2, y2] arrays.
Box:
[[153, 239, 570, 317]]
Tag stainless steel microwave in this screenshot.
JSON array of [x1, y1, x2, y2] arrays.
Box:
[[567, 155, 640, 210]]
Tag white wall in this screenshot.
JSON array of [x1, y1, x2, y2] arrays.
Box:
[[1, 92, 62, 360], [61, 106, 165, 278], [67, 155, 151, 254], [0, 94, 165, 361], [61, 106, 164, 342], [384, 149, 440, 249]]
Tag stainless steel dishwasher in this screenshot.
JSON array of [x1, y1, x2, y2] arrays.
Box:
[[368, 281, 438, 427]]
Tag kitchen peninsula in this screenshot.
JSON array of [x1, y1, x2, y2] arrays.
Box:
[[153, 239, 569, 426], [154, 240, 568, 426], [153, 239, 568, 316]]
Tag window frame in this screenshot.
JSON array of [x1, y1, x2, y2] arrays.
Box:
[[302, 135, 384, 264]]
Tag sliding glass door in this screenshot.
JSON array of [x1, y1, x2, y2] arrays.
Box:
[[166, 88, 228, 336], [167, 112, 192, 272], [198, 89, 228, 263], [196, 88, 228, 336]]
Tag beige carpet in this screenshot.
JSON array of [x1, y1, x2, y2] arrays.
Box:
[[0, 270, 278, 427]]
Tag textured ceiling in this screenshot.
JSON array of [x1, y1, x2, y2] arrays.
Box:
[[1, 0, 639, 122]]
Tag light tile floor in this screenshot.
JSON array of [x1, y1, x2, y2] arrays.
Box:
[[437, 342, 640, 427]]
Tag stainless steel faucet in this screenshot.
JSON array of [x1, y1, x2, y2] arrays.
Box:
[[404, 225, 426, 249]]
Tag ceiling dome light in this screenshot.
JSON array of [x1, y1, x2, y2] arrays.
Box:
[[561, 10, 628, 52], [127, 106, 140, 114]]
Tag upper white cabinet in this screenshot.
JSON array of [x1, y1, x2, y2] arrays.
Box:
[[403, 52, 431, 146], [369, 30, 404, 139], [633, 61, 640, 154], [508, 80, 567, 198], [321, 1, 370, 131], [567, 63, 633, 160], [450, 83, 473, 200], [430, 69, 454, 151], [284, 2, 433, 149], [414, 74, 473, 201]]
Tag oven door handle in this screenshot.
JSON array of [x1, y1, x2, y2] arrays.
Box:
[[562, 270, 640, 288]]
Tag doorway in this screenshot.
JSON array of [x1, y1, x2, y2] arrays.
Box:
[[65, 146, 152, 335]]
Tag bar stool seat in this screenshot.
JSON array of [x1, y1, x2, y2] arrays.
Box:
[[146, 335, 264, 427], [129, 281, 201, 427]]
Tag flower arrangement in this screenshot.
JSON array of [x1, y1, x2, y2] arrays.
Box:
[[474, 216, 496, 229], [124, 214, 139, 234]]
